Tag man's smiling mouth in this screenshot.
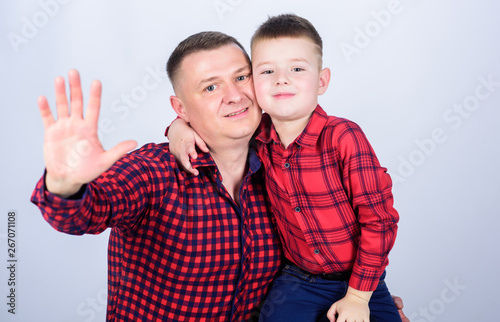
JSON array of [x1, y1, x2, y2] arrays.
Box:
[[225, 107, 248, 117]]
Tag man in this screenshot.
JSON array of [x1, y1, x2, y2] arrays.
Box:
[[31, 32, 282, 321]]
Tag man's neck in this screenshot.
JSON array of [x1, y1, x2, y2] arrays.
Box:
[[210, 141, 250, 206]]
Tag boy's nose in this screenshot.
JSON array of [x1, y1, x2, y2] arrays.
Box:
[[274, 71, 290, 86]]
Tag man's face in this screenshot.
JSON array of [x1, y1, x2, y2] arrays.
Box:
[[173, 44, 261, 148], [252, 37, 329, 123]]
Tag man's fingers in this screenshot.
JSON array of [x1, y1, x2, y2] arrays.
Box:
[[68, 69, 84, 118], [38, 96, 55, 128], [391, 295, 404, 309], [85, 80, 102, 125], [54, 76, 69, 119], [400, 310, 410, 322]]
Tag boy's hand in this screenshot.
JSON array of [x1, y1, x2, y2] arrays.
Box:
[[39, 69, 137, 198], [167, 118, 209, 176], [326, 287, 372, 322]]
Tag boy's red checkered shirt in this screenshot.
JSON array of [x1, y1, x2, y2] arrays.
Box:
[[256, 106, 399, 292]]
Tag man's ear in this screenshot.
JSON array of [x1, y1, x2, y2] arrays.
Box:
[[318, 67, 331, 96], [170, 95, 190, 122]]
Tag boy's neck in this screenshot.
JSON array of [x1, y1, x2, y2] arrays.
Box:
[[271, 113, 312, 149]]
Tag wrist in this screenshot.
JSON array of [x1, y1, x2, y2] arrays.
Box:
[[45, 173, 83, 199], [346, 287, 373, 302]]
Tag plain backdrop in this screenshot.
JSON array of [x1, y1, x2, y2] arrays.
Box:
[[1, 1, 499, 321]]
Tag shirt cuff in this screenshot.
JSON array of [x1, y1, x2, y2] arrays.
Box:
[[348, 266, 385, 292]]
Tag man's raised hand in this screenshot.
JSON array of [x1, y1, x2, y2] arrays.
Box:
[[39, 69, 137, 198]]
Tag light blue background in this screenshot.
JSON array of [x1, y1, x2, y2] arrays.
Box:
[[1, 1, 499, 321]]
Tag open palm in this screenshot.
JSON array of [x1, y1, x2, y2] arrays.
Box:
[[39, 69, 137, 197]]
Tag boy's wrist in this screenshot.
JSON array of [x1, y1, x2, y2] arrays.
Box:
[[345, 286, 373, 302]]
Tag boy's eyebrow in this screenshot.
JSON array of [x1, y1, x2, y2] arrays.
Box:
[[198, 65, 251, 87], [254, 58, 311, 68]]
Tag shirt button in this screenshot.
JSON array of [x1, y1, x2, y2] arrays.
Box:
[[294, 207, 301, 212], [239, 287, 244, 293], [284, 162, 290, 168], [314, 249, 320, 255]]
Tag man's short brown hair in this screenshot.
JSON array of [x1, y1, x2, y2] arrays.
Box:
[[166, 31, 250, 90], [251, 14, 323, 57]]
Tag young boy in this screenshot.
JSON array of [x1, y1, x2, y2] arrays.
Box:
[[169, 14, 401, 322]]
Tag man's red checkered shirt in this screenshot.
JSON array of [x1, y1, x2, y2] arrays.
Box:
[[255, 106, 399, 292], [31, 143, 282, 321]]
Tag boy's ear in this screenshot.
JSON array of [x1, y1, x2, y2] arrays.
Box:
[[170, 95, 190, 122], [318, 67, 331, 96]]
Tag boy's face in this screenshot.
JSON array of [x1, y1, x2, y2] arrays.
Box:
[[252, 37, 330, 123]]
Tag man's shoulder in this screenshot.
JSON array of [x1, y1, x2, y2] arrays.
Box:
[[126, 142, 175, 164]]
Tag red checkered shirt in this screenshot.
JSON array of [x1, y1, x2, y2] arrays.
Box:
[[255, 106, 398, 292], [31, 143, 282, 321]]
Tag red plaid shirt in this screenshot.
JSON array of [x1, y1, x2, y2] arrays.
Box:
[[255, 106, 398, 292], [31, 143, 282, 321]]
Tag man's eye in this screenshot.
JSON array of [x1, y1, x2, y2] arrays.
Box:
[[236, 75, 247, 81], [206, 85, 216, 92]]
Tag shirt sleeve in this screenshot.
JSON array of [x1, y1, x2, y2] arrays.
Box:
[[337, 121, 399, 291], [31, 144, 173, 236]]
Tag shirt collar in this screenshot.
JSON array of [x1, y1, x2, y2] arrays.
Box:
[[175, 144, 262, 175], [255, 105, 328, 148]]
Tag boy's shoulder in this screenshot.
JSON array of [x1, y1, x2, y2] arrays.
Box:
[[323, 114, 363, 134]]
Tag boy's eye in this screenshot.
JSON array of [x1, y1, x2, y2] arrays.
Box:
[[292, 67, 304, 72], [262, 70, 274, 74]]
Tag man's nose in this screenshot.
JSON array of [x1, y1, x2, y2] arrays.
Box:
[[224, 82, 244, 104]]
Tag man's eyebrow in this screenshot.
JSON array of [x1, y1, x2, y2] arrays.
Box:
[[198, 76, 219, 88], [197, 65, 251, 87], [233, 66, 251, 74]]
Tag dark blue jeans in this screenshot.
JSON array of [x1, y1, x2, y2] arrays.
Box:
[[259, 263, 401, 322]]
